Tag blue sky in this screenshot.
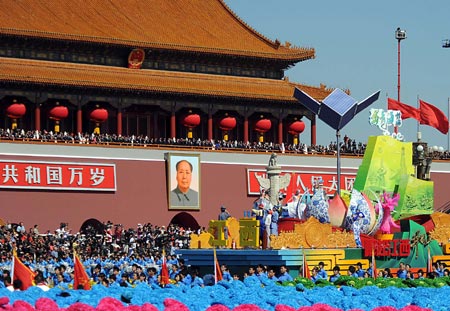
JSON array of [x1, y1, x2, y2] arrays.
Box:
[[225, 0, 450, 149]]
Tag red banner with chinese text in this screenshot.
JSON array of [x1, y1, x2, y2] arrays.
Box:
[[246, 169, 357, 196], [0, 160, 116, 191], [363, 239, 410, 258]]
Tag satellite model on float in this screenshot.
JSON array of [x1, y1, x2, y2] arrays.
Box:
[[293, 88, 380, 195], [288, 88, 436, 248]]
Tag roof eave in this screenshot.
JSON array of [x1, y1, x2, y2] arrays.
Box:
[[0, 29, 315, 62]]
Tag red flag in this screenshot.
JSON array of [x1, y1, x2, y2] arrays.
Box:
[[387, 98, 420, 121], [160, 250, 169, 286], [73, 251, 91, 290], [302, 250, 310, 279], [284, 173, 297, 203], [12, 250, 37, 290], [213, 248, 223, 283], [371, 247, 377, 279], [419, 99, 449, 134]]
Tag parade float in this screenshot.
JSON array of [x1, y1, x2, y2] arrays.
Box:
[[183, 94, 450, 281]]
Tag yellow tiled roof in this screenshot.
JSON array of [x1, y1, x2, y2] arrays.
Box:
[[0, 57, 331, 101], [0, 0, 315, 61]]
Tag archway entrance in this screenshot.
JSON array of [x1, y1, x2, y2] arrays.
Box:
[[169, 212, 200, 232], [79, 218, 105, 235]]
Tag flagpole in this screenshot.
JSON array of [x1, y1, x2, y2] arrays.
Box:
[[448, 97, 449, 151], [417, 95, 420, 141], [213, 247, 217, 283], [11, 248, 15, 283]]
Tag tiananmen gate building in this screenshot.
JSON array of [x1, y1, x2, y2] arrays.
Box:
[[0, 0, 449, 232]]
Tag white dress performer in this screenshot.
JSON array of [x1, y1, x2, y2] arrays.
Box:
[[264, 209, 272, 248], [283, 189, 309, 219]]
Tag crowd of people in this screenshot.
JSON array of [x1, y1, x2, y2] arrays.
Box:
[[0, 220, 315, 291], [308, 260, 449, 284], [0, 221, 193, 291], [0, 127, 425, 158], [1, 220, 449, 291]]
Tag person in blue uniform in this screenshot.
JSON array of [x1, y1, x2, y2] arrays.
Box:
[[347, 265, 359, 278], [221, 264, 232, 282], [218, 206, 231, 240], [355, 262, 366, 278], [397, 262, 407, 279], [310, 267, 321, 283], [329, 266, 341, 283], [278, 265, 293, 282], [318, 262, 328, 279]]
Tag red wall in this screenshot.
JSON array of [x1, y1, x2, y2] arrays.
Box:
[[0, 154, 259, 232], [0, 151, 449, 233]]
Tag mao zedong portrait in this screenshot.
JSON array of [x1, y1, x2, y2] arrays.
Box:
[[170, 159, 199, 207]]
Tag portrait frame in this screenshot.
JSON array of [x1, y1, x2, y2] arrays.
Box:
[[166, 153, 201, 211]]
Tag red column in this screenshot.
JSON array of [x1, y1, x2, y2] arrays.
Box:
[[170, 112, 176, 138], [243, 116, 249, 143], [208, 113, 213, 141], [278, 119, 283, 145], [34, 105, 41, 131], [117, 110, 122, 136], [77, 107, 82, 134], [311, 116, 316, 145]]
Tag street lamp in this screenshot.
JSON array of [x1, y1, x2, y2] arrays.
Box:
[[443, 39, 450, 48], [412, 133, 444, 180], [394, 27, 406, 134], [395, 27, 407, 102]]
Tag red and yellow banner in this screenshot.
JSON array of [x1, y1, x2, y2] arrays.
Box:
[[0, 160, 116, 191], [73, 251, 91, 290]]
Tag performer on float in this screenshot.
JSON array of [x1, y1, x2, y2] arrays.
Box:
[[282, 188, 309, 219], [377, 190, 400, 234], [264, 208, 272, 248], [270, 205, 279, 237], [282, 189, 299, 218], [252, 188, 273, 247], [218, 205, 231, 240], [351, 208, 365, 248]]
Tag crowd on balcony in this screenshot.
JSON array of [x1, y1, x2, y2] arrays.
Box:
[[4, 127, 443, 159]]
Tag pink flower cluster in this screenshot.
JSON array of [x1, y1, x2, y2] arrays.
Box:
[[0, 297, 433, 311]]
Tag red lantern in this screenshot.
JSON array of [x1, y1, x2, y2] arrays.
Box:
[[182, 114, 200, 128], [49, 105, 69, 121], [220, 116, 236, 141], [48, 105, 69, 133], [90, 108, 109, 123], [182, 113, 200, 139], [219, 117, 236, 131], [90, 108, 108, 134], [6, 103, 26, 119], [6, 102, 26, 130], [255, 119, 271, 133], [288, 120, 305, 135]]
